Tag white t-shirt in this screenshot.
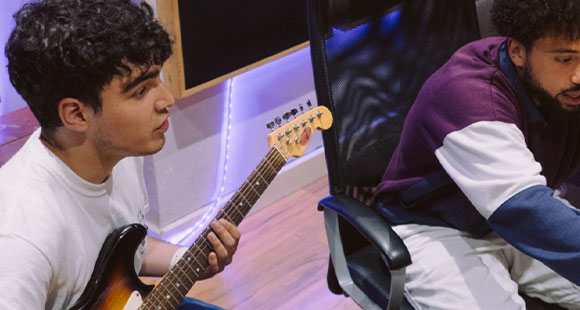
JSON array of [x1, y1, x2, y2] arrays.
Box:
[[0, 129, 149, 309]]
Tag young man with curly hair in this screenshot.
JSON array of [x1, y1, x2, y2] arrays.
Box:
[[0, 0, 240, 309], [375, 0, 580, 308]]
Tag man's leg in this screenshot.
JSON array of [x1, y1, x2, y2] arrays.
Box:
[[392, 224, 525, 310], [510, 249, 580, 309]]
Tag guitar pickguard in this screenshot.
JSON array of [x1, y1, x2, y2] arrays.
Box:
[[122, 291, 143, 310]]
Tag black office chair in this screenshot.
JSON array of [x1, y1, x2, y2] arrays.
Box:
[[307, 0, 566, 309]]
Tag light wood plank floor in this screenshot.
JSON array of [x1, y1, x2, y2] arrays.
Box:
[[183, 176, 359, 309]]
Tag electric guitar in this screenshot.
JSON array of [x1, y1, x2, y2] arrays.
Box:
[[69, 104, 333, 310]]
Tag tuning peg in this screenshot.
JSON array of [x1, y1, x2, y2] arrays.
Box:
[[266, 121, 275, 131], [306, 100, 312, 109], [275, 117, 282, 127], [291, 108, 298, 118], [299, 104, 304, 113], [283, 112, 291, 122]]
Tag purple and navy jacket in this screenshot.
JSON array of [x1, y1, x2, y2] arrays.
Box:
[[375, 37, 580, 284]]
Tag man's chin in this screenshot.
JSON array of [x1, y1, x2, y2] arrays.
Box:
[[135, 139, 166, 157], [560, 105, 580, 112], [541, 103, 580, 121]]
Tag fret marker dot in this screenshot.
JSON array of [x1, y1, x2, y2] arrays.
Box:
[[167, 295, 171, 299], [256, 181, 260, 185], [158, 306, 161, 310], [176, 282, 181, 287], [187, 257, 191, 261], [239, 202, 243, 206], [196, 267, 201, 272]]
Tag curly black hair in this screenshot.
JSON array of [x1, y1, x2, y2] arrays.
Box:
[[491, 0, 580, 49], [5, 0, 173, 130]]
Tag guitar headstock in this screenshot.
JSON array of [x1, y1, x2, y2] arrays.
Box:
[[267, 103, 333, 158]]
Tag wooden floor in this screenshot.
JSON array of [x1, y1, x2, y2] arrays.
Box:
[[176, 176, 359, 309]]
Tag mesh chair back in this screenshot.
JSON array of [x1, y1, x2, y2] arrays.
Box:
[[308, 0, 482, 194]]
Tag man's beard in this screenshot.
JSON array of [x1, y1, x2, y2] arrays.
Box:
[[521, 62, 580, 122]]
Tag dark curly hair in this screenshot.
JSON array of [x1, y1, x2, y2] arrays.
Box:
[[491, 0, 580, 50], [5, 0, 173, 130]]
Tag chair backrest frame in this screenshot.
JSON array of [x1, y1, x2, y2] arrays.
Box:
[[308, 0, 482, 196]]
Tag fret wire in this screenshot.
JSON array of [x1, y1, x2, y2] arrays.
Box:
[[240, 178, 260, 202], [187, 248, 211, 271], [262, 148, 283, 176], [170, 251, 203, 286], [155, 278, 180, 304], [254, 168, 269, 185], [235, 193, 252, 212], [156, 295, 172, 310], [176, 266, 195, 285], [266, 155, 284, 174], [165, 271, 190, 296], [227, 196, 248, 215], [220, 206, 243, 223], [143, 289, 171, 310], [262, 155, 279, 175], [223, 203, 245, 222], [162, 285, 180, 304], [236, 192, 253, 212], [257, 151, 277, 174], [252, 168, 270, 193], [220, 208, 236, 222], [235, 182, 265, 208], [175, 258, 197, 282], [272, 152, 287, 170], [239, 178, 261, 203], [251, 150, 277, 180], [186, 246, 210, 273]]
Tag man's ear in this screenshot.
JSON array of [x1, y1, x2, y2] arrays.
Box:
[[57, 98, 91, 132], [507, 38, 527, 69]]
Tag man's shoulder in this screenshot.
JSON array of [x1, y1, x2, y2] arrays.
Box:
[[417, 36, 516, 117], [405, 36, 520, 144], [0, 135, 56, 202], [434, 36, 507, 90]]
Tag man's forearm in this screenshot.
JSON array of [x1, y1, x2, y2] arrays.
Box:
[[139, 235, 183, 277]]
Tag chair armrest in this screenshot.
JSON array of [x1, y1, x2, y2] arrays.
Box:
[[318, 193, 411, 270]]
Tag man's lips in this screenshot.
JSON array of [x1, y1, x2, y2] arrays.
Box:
[[157, 118, 169, 132], [565, 89, 580, 97]]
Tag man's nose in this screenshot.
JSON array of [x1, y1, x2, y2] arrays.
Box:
[[572, 64, 580, 85], [157, 82, 175, 111]]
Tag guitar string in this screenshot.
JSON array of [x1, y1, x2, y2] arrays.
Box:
[[141, 146, 288, 309]]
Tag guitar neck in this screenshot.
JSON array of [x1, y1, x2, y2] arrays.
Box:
[[139, 146, 288, 310]]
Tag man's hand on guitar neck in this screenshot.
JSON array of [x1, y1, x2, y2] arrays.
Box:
[[140, 219, 241, 278], [199, 219, 241, 280]]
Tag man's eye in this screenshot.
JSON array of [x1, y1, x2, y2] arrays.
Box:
[[556, 57, 572, 64], [134, 86, 148, 98]]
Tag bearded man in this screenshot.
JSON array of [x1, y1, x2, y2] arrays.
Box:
[[375, 1, 580, 308]]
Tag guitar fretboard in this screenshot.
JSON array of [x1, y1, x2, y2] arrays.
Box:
[[139, 145, 288, 310]]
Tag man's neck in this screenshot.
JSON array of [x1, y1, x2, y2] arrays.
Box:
[[40, 129, 120, 184]]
